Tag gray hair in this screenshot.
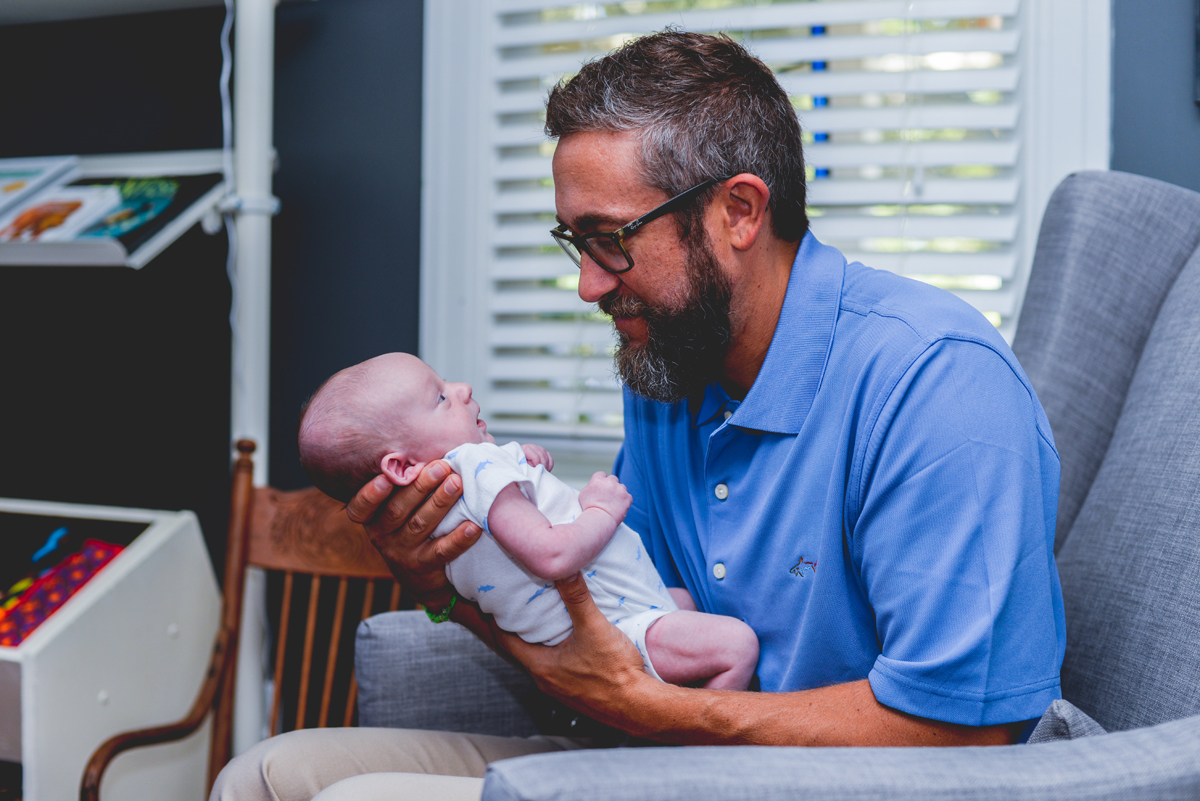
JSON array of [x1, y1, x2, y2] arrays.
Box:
[[545, 29, 808, 243]]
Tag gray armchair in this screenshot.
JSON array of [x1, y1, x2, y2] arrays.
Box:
[[354, 171, 1200, 799]]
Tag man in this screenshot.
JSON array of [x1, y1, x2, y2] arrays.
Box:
[[213, 30, 1064, 801]]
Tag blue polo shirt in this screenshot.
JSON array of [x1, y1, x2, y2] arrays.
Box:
[[615, 233, 1065, 726]]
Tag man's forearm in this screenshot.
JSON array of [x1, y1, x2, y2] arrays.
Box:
[[611, 676, 1011, 747], [498, 574, 1016, 748]]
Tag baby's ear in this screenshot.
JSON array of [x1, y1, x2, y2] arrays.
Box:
[[380, 452, 426, 486]]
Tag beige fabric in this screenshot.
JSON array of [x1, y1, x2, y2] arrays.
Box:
[[209, 727, 591, 801]]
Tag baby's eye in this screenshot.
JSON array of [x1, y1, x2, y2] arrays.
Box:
[[438, 393, 446, 403]]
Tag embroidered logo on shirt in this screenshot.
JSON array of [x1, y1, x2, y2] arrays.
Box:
[[474, 459, 493, 477], [790, 557, 817, 578]]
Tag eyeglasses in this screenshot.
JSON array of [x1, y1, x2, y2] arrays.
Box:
[[550, 177, 722, 274]]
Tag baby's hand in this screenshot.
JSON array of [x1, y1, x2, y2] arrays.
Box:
[[521, 443, 554, 472], [578, 472, 631, 523]]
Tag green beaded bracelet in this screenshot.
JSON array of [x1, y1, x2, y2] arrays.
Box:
[[424, 593, 457, 623]]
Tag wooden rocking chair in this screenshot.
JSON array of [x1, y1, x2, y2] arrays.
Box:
[[80, 440, 403, 800]]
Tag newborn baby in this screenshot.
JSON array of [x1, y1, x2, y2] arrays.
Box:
[[298, 353, 758, 689]]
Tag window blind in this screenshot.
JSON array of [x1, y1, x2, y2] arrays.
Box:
[[478, 0, 1024, 441]]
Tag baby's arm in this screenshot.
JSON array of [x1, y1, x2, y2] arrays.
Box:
[[486, 472, 631, 582]]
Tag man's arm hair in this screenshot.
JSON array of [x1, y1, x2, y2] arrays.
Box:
[[500, 573, 1018, 747]]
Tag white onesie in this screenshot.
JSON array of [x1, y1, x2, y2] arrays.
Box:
[[431, 441, 677, 679]]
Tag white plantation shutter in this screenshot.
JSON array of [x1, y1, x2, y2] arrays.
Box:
[[421, 0, 1109, 447]]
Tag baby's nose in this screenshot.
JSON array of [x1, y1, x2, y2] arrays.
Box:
[[456, 382, 473, 401]]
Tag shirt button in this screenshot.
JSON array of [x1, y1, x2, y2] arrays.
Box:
[[723, 410, 732, 420], [714, 483, 729, 500], [713, 563, 727, 580]]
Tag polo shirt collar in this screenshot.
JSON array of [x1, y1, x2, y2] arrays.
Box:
[[725, 232, 844, 435], [691, 383, 734, 427]]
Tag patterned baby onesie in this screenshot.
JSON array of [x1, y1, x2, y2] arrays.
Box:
[[431, 441, 677, 678]]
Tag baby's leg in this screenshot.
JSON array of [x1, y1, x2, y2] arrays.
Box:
[[645, 611, 759, 691]]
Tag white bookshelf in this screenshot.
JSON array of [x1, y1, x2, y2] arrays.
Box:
[[0, 0, 278, 767], [0, 149, 228, 269]]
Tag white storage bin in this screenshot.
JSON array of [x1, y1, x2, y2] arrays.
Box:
[[0, 498, 220, 801]]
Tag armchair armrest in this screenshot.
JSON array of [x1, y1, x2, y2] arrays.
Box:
[[482, 714, 1200, 801], [354, 611, 631, 741], [355, 611, 551, 737]]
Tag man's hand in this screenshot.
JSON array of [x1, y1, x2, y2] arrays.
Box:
[[496, 572, 659, 732], [345, 462, 481, 607], [577, 472, 632, 525], [521, 443, 554, 472]]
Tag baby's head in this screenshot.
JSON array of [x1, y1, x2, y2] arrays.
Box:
[[298, 352, 493, 503]]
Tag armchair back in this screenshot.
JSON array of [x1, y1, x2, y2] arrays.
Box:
[[1012, 171, 1200, 732]]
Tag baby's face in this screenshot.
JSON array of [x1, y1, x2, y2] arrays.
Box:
[[380, 354, 494, 459]]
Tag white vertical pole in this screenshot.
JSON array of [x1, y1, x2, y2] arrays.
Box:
[[231, 0, 275, 757], [232, 0, 275, 477]]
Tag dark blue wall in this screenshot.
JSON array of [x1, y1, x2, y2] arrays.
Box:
[[0, 8, 232, 564], [0, 0, 424, 564], [1111, 0, 1200, 193], [270, 0, 424, 489]]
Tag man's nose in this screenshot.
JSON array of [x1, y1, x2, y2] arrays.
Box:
[[576, 253, 622, 303]]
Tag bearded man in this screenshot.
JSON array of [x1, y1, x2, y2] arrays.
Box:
[[214, 30, 1065, 801]]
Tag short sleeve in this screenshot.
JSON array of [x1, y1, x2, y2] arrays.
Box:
[[615, 441, 685, 589], [852, 338, 1065, 726], [444, 442, 536, 535]]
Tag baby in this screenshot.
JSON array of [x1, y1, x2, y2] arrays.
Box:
[[298, 353, 758, 690]]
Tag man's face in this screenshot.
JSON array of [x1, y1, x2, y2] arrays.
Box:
[[553, 131, 733, 403]]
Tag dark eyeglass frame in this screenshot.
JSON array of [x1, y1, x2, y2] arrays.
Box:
[[550, 177, 723, 274]]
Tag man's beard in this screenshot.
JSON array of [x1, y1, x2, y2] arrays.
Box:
[[600, 235, 733, 404]]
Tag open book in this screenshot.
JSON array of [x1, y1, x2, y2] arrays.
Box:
[[0, 153, 226, 268]]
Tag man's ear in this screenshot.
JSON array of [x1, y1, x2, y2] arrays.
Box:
[[720, 173, 771, 251], [380, 452, 426, 486]]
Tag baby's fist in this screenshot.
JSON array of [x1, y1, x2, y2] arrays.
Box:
[[578, 472, 631, 523], [521, 444, 554, 472]]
